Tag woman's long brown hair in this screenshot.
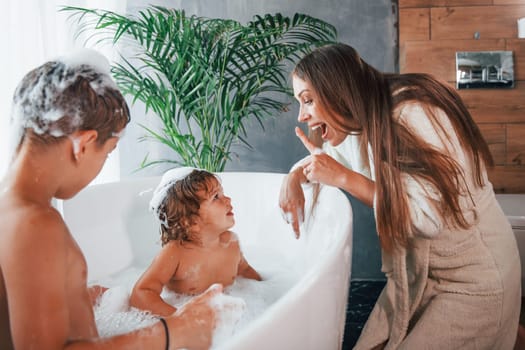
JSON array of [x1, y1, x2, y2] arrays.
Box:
[[294, 44, 493, 252]]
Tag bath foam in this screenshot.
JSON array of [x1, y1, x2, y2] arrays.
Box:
[[62, 172, 353, 349], [207, 290, 246, 347], [91, 247, 297, 349], [94, 285, 157, 338], [149, 166, 200, 226]]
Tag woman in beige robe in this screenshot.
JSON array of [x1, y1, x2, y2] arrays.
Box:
[[279, 43, 520, 349]]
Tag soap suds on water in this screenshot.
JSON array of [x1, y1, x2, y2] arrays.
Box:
[[91, 248, 298, 349]]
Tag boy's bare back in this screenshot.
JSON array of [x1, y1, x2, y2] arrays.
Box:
[[0, 191, 97, 349], [1, 51, 222, 350]]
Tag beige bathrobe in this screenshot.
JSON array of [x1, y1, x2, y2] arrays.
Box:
[[323, 103, 521, 349]]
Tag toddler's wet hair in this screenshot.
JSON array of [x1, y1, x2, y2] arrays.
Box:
[[154, 169, 219, 245]]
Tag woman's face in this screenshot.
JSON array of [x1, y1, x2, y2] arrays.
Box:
[[293, 75, 347, 147]]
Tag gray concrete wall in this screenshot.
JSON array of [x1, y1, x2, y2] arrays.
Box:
[[118, 0, 397, 280]]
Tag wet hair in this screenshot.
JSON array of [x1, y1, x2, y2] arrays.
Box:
[[155, 170, 220, 246], [11, 53, 130, 151], [294, 43, 493, 252]]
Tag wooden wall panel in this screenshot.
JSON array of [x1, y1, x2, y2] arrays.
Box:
[[458, 82, 525, 123], [401, 39, 525, 81], [507, 124, 525, 165], [401, 39, 505, 81], [494, 0, 525, 5], [400, 0, 525, 192], [400, 0, 492, 9], [399, 8, 429, 42], [506, 39, 525, 80], [431, 6, 525, 40], [488, 166, 525, 193], [479, 123, 506, 165]]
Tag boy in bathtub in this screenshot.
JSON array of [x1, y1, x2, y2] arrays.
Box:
[[130, 167, 262, 316], [0, 51, 221, 350]]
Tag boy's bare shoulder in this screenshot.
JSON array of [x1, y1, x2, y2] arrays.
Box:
[[0, 200, 71, 288], [0, 199, 68, 250], [17, 203, 63, 231]]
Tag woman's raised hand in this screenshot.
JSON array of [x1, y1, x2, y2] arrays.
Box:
[[280, 127, 351, 238], [296, 127, 376, 208], [295, 127, 346, 188]]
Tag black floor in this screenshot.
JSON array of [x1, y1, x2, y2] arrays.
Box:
[[342, 280, 386, 349]]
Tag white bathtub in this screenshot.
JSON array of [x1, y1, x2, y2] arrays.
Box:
[[60, 172, 353, 349], [496, 194, 525, 296]]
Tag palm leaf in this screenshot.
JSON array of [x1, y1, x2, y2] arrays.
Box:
[[62, 5, 337, 171]]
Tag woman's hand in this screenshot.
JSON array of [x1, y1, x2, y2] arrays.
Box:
[[301, 152, 348, 188], [279, 167, 307, 238], [168, 284, 223, 350], [295, 127, 375, 207], [295, 127, 347, 188]]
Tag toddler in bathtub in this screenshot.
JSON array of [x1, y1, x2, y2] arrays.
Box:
[[130, 167, 262, 316]]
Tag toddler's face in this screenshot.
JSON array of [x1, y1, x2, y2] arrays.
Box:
[[195, 182, 234, 234]]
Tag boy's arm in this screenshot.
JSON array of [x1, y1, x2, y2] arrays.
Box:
[[130, 242, 179, 316], [237, 253, 262, 281], [65, 285, 222, 350], [4, 208, 219, 349]]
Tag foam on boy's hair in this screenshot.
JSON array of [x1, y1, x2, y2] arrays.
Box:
[[60, 48, 113, 78], [149, 167, 201, 222], [9, 48, 122, 154]]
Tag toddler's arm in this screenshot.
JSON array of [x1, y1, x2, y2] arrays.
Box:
[[237, 253, 262, 281], [130, 243, 179, 316]]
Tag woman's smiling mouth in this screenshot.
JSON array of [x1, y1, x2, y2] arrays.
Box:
[[311, 123, 328, 139]]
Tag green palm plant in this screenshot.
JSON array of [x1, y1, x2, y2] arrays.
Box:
[[63, 6, 337, 171]]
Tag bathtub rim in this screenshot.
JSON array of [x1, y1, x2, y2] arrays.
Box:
[[216, 180, 353, 349], [63, 171, 354, 349]]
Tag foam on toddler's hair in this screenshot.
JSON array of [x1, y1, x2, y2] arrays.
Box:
[[149, 167, 201, 226], [9, 48, 120, 155]]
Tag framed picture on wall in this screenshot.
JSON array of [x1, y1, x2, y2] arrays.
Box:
[[456, 51, 514, 89]]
